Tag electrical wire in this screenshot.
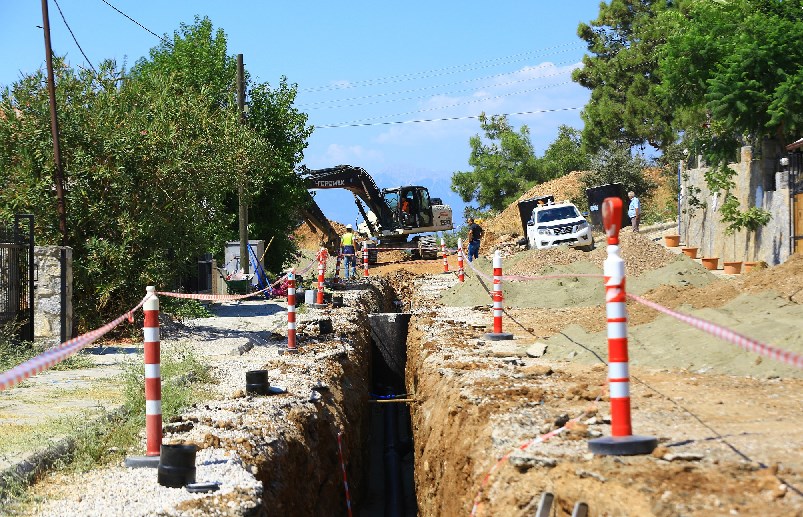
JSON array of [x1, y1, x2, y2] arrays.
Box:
[[314, 106, 581, 129], [99, 0, 168, 43], [299, 61, 579, 110], [299, 42, 585, 93], [317, 81, 575, 123], [53, 0, 97, 75]]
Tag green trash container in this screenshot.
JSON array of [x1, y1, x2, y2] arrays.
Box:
[[227, 279, 249, 295]]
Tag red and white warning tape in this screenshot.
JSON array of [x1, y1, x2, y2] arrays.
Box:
[[628, 293, 803, 370], [469, 401, 599, 517], [157, 256, 318, 302], [0, 294, 151, 391]]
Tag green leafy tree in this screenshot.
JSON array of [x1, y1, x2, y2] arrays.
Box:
[[131, 17, 312, 274], [0, 18, 311, 329], [581, 144, 656, 209], [573, 0, 676, 152], [659, 0, 803, 146], [539, 125, 591, 179], [451, 113, 541, 211]]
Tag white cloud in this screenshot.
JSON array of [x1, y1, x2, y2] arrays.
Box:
[[311, 143, 384, 167]]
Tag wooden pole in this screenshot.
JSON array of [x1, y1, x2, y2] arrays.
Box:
[[41, 0, 68, 247], [237, 54, 249, 275]]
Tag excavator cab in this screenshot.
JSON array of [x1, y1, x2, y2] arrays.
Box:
[[384, 187, 433, 229]]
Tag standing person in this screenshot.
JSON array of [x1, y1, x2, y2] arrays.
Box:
[[341, 224, 356, 279], [466, 217, 483, 262], [628, 191, 641, 233]]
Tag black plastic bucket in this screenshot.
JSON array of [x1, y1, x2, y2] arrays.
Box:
[[319, 318, 333, 334], [332, 295, 344, 307], [158, 444, 197, 488], [246, 369, 270, 395]]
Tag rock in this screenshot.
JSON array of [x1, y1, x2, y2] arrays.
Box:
[[526, 342, 548, 358], [231, 389, 246, 399], [663, 452, 704, 462], [308, 390, 322, 403], [554, 413, 570, 428], [490, 342, 526, 358], [509, 452, 557, 471], [652, 445, 670, 459], [576, 469, 607, 482]]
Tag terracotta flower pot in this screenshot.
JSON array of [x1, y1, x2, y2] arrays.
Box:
[[701, 257, 719, 271], [743, 261, 758, 273], [664, 235, 681, 247], [723, 261, 742, 274], [681, 247, 698, 259]]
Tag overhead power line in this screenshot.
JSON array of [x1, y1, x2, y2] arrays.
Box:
[[299, 42, 585, 93], [53, 0, 97, 75], [299, 60, 579, 109], [314, 107, 582, 129], [99, 0, 167, 43]]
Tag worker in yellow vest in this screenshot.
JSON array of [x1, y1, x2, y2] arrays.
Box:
[[341, 224, 357, 279]]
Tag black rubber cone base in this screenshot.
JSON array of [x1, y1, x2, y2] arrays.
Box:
[[278, 345, 300, 355], [125, 455, 160, 468], [310, 303, 328, 309], [588, 435, 658, 456], [483, 332, 514, 341]]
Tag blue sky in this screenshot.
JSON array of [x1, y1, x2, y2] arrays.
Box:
[[1, 1, 597, 229]]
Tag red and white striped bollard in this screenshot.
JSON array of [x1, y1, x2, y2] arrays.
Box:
[[483, 250, 512, 340], [316, 248, 326, 305], [143, 285, 162, 457], [457, 237, 465, 282], [335, 253, 342, 284], [363, 241, 369, 277], [285, 268, 298, 353], [588, 197, 656, 456]]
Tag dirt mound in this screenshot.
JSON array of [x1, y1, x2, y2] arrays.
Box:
[[741, 253, 803, 302], [507, 229, 679, 278], [485, 171, 588, 239], [293, 220, 346, 251]]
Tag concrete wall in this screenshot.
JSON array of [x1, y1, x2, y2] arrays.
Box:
[[679, 146, 791, 265], [33, 246, 73, 343]]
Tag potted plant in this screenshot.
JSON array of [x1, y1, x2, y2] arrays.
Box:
[[681, 246, 698, 259], [701, 257, 719, 270]]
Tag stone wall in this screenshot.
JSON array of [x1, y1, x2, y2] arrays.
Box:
[[33, 246, 73, 343], [679, 146, 791, 265]]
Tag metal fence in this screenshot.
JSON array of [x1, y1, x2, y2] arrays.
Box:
[[0, 215, 34, 342]]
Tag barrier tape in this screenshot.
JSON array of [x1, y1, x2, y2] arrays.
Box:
[[0, 295, 151, 391], [337, 431, 354, 517], [157, 256, 318, 302], [469, 402, 599, 517], [628, 293, 803, 370]]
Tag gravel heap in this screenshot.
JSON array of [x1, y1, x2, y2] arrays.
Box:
[[507, 229, 680, 278]]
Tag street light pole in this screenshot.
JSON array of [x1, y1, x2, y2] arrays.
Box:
[[236, 53, 249, 275]]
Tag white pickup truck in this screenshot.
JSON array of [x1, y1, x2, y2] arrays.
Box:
[[525, 200, 594, 252]]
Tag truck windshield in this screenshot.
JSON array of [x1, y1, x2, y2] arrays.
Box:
[[537, 206, 580, 223]]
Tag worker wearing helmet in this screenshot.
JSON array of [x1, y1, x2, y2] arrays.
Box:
[[341, 224, 357, 279]]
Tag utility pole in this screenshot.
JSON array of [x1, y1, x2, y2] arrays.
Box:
[[41, 0, 68, 247], [236, 54, 249, 275]]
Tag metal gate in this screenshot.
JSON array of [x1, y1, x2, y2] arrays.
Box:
[[0, 215, 34, 342], [789, 151, 803, 255]]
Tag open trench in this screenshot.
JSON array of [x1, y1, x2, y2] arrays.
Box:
[[157, 277, 421, 517]]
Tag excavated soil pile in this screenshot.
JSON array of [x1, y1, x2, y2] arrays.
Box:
[[293, 220, 347, 251]]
